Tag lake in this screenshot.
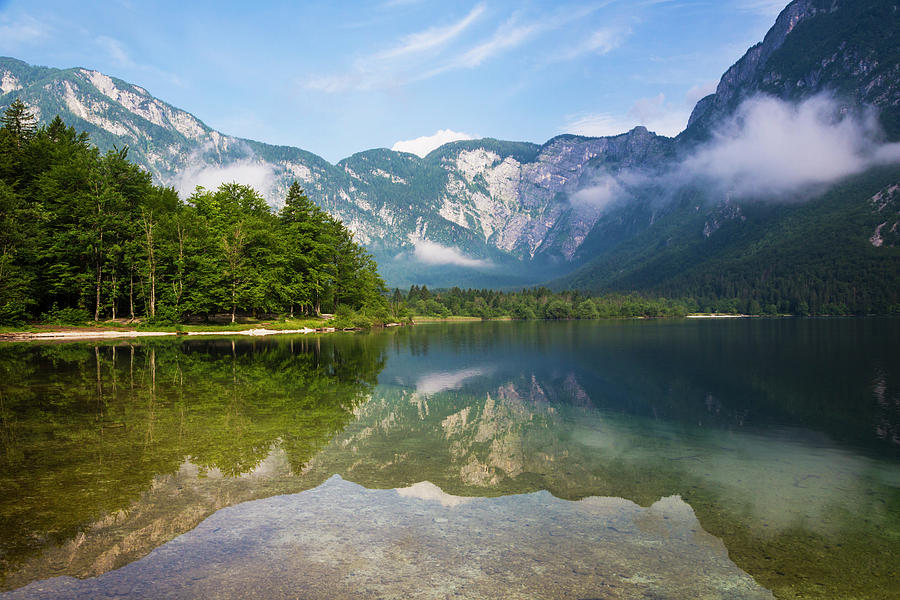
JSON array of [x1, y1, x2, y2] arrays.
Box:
[[0, 319, 898, 599]]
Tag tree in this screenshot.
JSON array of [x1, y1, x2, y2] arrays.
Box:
[[0, 99, 36, 148]]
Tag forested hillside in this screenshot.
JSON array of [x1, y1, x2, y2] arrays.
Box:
[[557, 166, 900, 315], [0, 101, 388, 325]]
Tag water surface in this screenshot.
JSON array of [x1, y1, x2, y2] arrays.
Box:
[[1, 320, 898, 598]]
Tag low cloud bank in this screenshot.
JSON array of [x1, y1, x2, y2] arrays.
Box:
[[681, 94, 900, 198], [413, 240, 492, 268], [416, 367, 488, 395], [569, 175, 624, 210], [392, 129, 475, 158], [569, 94, 900, 210], [174, 160, 277, 201]]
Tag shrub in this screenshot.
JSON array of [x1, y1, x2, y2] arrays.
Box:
[[43, 306, 91, 326]]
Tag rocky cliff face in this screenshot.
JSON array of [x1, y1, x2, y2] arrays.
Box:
[[686, 0, 900, 139]]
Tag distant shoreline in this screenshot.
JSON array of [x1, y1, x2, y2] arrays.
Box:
[[2, 313, 840, 342]]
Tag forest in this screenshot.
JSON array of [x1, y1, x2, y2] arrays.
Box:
[[0, 100, 389, 326], [399, 286, 694, 319]]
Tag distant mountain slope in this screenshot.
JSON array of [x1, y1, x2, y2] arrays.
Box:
[[555, 165, 900, 313]]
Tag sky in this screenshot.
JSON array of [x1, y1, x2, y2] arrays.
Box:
[[0, 0, 790, 163]]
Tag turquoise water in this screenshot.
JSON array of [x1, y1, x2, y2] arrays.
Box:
[[1, 320, 898, 598]]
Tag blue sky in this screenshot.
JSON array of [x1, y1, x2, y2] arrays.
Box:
[[0, 0, 789, 162]]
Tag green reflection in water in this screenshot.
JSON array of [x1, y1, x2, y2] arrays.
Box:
[[0, 334, 387, 587], [1, 320, 899, 599]]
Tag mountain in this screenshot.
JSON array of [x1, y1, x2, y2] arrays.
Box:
[[1, 0, 898, 308], [685, 0, 900, 141], [0, 58, 675, 288], [554, 0, 900, 313]]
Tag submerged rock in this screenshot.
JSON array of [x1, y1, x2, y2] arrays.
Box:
[[3, 475, 772, 599]]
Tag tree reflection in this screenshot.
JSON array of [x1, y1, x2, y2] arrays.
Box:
[[0, 334, 386, 583]]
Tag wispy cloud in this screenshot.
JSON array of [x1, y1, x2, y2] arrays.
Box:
[[449, 19, 540, 70], [173, 160, 277, 202], [550, 26, 631, 63], [96, 35, 134, 68], [376, 3, 485, 60], [685, 80, 718, 105], [564, 112, 633, 138], [91, 35, 185, 88], [304, 4, 486, 93], [563, 95, 689, 138], [415, 367, 487, 395], [0, 14, 49, 46], [305, 3, 607, 93], [570, 176, 624, 210], [305, 72, 367, 94], [429, 4, 602, 76], [413, 240, 492, 268], [563, 82, 714, 139], [679, 94, 900, 198], [568, 93, 900, 214], [627, 93, 691, 136], [392, 129, 476, 157]]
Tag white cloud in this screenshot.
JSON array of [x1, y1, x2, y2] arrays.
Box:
[[424, 4, 602, 79], [0, 15, 48, 46], [564, 94, 689, 138], [376, 4, 485, 60], [392, 129, 475, 157], [584, 27, 630, 55], [679, 94, 900, 198], [570, 176, 623, 211], [413, 240, 492, 268], [564, 113, 634, 138], [92, 35, 184, 88], [416, 367, 486, 395], [451, 20, 541, 70], [96, 35, 134, 68], [174, 160, 277, 201], [551, 26, 632, 63], [685, 80, 718, 106], [565, 81, 725, 140], [306, 4, 604, 92], [304, 4, 485, 93], [627, 93, 690, 136], [304, 73, 364, 94]]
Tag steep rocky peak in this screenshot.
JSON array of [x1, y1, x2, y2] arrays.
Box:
[[686, 0, 834, 129]]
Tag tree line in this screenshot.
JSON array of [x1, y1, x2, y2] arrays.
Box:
[[398, 286, 693, 319], [0, 100, 389, 325]]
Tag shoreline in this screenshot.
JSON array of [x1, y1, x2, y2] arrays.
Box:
[[3, 313, 857, 342], [0, 326, 339, 343]]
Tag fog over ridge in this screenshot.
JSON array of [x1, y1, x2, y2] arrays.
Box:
[[570, 94, 900, 211], [680, 94, 900, 199]]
